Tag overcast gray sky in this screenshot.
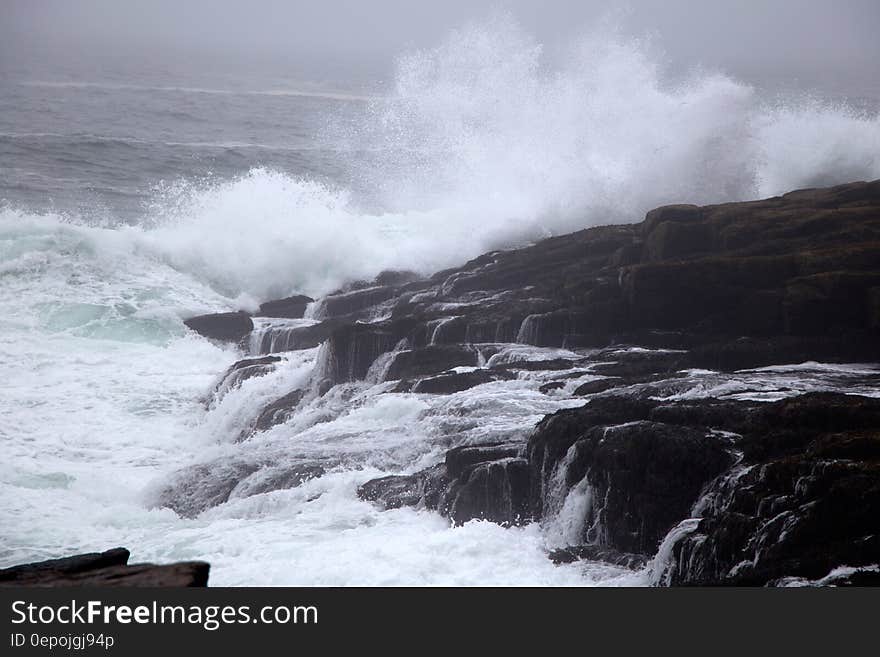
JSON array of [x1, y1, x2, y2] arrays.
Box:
[[2, 0, 878, 84]]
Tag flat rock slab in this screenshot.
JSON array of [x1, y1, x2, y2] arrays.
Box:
[[0, 548, 209, 587], [184, 311, 253, 342], [257, 295, 314, 318]]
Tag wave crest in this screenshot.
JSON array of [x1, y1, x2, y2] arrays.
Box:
[[7, 16, 879, 302]]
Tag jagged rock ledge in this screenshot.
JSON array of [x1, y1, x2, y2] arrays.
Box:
[[356, 392, 880, 586], [0, 548, 209, 587], [178, 180, 880, 586]]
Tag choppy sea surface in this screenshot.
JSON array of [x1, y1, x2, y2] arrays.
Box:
[[2, 18, 879, 584]]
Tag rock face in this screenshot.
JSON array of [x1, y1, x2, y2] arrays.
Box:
[[210, 355, 281, 404], [532, 392, 880, 585], [184, 180, 880, 585], [184, 311, 253, 343], [310, 286, 399, 321], [530, 416, 734, 554], [0, 548, 209, 587], [656, 394, 880, 586], [257, 294, 314, 318], [440, 446, 530, 526], [252, 319, 342, 354], [355, 392, 880, 586], [411, 368, 515, 394], [152, 459, 324, 518], [357, 444, 529, 526], [152, 460, 260, 518], [358, 472, 430, 510], [247, 388, 306, 437], [384, 345, 482, 381]]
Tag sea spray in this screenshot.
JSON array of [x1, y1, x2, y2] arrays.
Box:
[[114, 17, 880, 302], [5, 18, 878, 304]]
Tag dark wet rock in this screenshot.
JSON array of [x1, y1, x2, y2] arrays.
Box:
[[0, 548, 209, 587], [358, 444, 529, 526], [445, 444, 524, 477], [246, 388, 305, 437], [581, 421, 733, 554], [184, 311, 252, 342], [663, 463, 880, 585], [254, 318, 343, 353], [227, 354, 282, 372], [330, 269, 429, 296], [688, 335, 880, 372], [539, 381, 566, 394], [430, 313, 529, 345], [528, 397, 655, 506], [528, 393, 862, 562], [781, 568, 880, 587], [412, 369, 514, 394], [320, 322, 406, 383], [37, 561, 210, 587], [491, 357, 585, 372], [387, 379, 415, 393], [357, 464, 451, 510], [519, 392, 880, 584], [257, 294, 314, 318], [516, 310, 576, 348], [619, 184, 880, 340], [647, 398, 754, 431], [588, 350, 687, 378], [548, 545, 649, 569], [622, 257, 791, 333], [530, 417, 733, 554], [286, 180, 880, 390], [230, 464, 325, 498], [155, 458, 325, 518], [211, 355, 281, 401], [437, 445, 530, 526], [288, 179, 880, 391], [573, 377, 622, 396], [643, 393, 880, 586], [640, 203, 704, 238], [0, 547, 130, 581], [869, 287, 880, 330], [357, 472, 427, 510], [310, 286, 398, 320], [375, 269, 425, 287], [384, 345, 481, 381], [643, 211, 714, 261], [218, 180, 880, 584], [442, 457, 530, 526], [152, 460, 260, 518]]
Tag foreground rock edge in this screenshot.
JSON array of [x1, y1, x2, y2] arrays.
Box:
[[0, 548, 210, 587]]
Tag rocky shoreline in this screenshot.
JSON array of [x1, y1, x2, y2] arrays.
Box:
[[11, 180, 880, 586]]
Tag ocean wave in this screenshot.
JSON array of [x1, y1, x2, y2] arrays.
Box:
[[5, 15, 880, 304], [146, 16, 880, 300]]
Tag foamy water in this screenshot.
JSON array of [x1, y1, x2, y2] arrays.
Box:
[[1, 16, 879, 585]]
